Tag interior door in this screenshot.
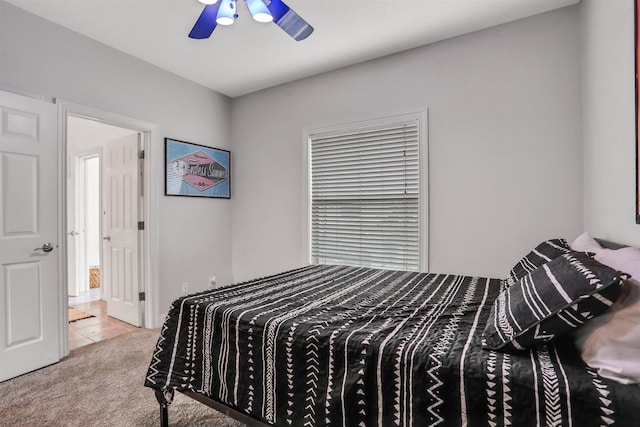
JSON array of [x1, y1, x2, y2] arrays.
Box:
[[103, 134, 141, 327], [0, 90, 59, 382], [67, 154, 85, 297]]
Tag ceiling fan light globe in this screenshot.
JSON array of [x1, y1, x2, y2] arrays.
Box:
[[216, 17, 235, 25], [216, 0, 236, 25], [246, 0, 273, 23], [198, 0, 219, 5], [253, 12, 273, 23]]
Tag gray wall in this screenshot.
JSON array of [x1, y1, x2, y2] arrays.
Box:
[[0, 1, 234, 323], [581, 0, 640, 246], [6, 0, 625, 323], [231, 6, 583, 281]]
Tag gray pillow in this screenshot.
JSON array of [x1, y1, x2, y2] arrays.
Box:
[[504, 238, 571, 289], [484, 252, 628, 351]]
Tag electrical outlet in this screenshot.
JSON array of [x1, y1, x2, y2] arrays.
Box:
[[181, 282, 189, 295], [209, 275, 216, 288]]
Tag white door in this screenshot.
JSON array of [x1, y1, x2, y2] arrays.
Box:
[[81, 156, 101, 295], [103, 134, 141, 326], [67, 155, 85, 297], [0, 90, 59, 382], [68, 153, 101, 297]]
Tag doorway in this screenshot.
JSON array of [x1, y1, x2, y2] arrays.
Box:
[[58, 100, 160, 358], [68, 151, 100, 299], [65, 116, 142, 350]]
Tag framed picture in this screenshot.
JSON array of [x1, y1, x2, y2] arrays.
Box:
[[637, 0, 640, 223], [165, 138, 231, 199]]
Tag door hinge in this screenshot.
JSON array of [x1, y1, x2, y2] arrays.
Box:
[[138, 221, 144, 230], [138, 150, 145, 159], [138, 292, 146, 301]]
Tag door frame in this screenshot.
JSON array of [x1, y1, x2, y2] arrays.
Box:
[[57, 100, 160, 358]]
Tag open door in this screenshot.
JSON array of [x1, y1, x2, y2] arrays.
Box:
[[68, 151, 101, 298], [102, 133, 142, 327], [0, 90, 60, 382], [67, 154, 85, 297]]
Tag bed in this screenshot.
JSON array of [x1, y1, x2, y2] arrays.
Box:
[[145, 240, 640, 426]]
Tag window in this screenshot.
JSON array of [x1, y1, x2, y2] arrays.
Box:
[[308, 113, 426, 272]]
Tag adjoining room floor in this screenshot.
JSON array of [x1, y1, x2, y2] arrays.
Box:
[[68, 289, 138, 350]]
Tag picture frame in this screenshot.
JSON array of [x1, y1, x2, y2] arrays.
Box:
[[636, 0, 640, 223], [165, 138, 231, 199]]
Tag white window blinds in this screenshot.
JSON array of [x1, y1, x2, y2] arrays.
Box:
[[309, 117, 421, 271]]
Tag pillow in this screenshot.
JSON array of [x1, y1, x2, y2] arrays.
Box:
[[573, 278, 640, 384], [504, 238, 571, 288], [570, 232, 603, 253], [483, 252, 628, 351], [594, 246, 640, 281]]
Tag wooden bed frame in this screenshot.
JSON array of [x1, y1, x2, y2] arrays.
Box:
[[153, 237, 628, 427]]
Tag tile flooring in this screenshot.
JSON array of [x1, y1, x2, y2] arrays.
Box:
[[68, 288, 138, 350]]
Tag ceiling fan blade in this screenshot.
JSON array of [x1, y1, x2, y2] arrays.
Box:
[[267, 0, 314, 41], [189, 4, 221, 39]]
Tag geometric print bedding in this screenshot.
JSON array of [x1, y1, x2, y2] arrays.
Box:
[[483, 252, 628, 351], [505, 238, 571, 289], [145, 264, 640, 427]]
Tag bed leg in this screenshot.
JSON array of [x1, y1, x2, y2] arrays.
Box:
[[154, 389, 172, 427]]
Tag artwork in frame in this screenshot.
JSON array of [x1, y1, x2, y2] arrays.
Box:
[[165, 138, 231, 199], [637, 0, 640, 223]]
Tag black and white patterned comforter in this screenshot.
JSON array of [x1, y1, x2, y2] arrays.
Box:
[[145, 265, 640, 426]]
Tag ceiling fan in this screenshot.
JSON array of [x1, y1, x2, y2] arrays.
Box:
[[189, 0, 314, 41]]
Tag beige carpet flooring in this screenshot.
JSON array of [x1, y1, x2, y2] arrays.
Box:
[[0, 328, 246, 427]]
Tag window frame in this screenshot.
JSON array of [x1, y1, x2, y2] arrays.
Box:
[[301, 110, 429, 272]]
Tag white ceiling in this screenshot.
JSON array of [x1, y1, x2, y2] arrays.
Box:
[[5, 0, 579, 98]]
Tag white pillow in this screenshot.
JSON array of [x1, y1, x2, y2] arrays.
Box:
[[574, 279, 640, 384], [573, 244, 640, 384], [595, 247, 640, 281], [570, 232, 603, 253]]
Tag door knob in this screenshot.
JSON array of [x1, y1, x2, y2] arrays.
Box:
[[68, 230, 78, 236], [103, 236, 111, 241], [35, 243, 54, 253]]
